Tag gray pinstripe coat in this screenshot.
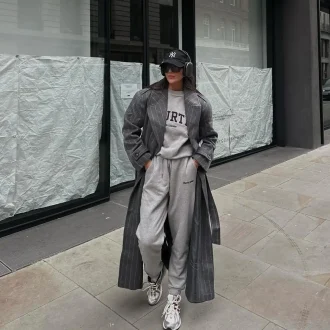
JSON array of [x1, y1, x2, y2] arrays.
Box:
[[118, 87, 221, 303]]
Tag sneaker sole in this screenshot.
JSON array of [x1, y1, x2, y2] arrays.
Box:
[[163, 318, 181, 330], [148, 284, 163, 306]]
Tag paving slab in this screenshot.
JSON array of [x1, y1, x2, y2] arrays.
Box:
[[243, 232, 330, 277], [243, 173, 290, 188], [305, 220, 330, 245], [239, 186, 312, 211], [0, 261, 77, 327], [235, 196, 275, 214], [0, 262, 10, 277], [244, 147, 307, 164], [251, 207, 297, 230], [263, 323, 286, 330], [279, 181, 330, 203], [311, 155, 330, 164], [300, 149, 330, 160], [0, 288, 135, 330], [282, 214, 324, 239], [104, 227, 124, 245], [110, 187, 133, 207], [213, 192, 266, 222], [134, 293, 269, 330], [279, 157, 314, 170], [262, 165, 298, 178], [213, 245, 270, 299], [305, 273, 330, 286], [207, 162, 249, 182], [233, 266, 330, 330], [208, 152, 286, 181], [321, 176, 330, 185], [262, 164, 330, 184], [221, 217, 274, 252], [292, 168, 330, 183], [306, 162, 330, 173], [244, 231, 278, 258], [205, 175, 232, 190], [277, 179, 319, 198], [45, 236, 121, 296], [301, 199, 330, 221], [214, 180, 257, 195]]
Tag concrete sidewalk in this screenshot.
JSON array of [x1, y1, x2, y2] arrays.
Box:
[[1, 145, 330, 330]]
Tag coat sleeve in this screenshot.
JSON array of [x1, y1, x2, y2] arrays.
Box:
[[193, 95, 218, 171], [122, 89, 152, 171]]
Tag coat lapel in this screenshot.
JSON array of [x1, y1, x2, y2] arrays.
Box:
[[184, 90, 201, 140], [147, 89, 168, 148]]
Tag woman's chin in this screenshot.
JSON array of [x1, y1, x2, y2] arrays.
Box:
[[167, 79, 177, 84]]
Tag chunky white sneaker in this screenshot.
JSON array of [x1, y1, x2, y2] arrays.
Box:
[[162, 294, 182, 330], [143, 266, 166, 306]]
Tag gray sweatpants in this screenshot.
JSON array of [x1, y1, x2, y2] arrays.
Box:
[[136, 156, 197, 296]]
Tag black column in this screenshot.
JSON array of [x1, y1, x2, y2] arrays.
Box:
[[182, 0, 196, 76], [248, 0, 263, 67], [273, 0, 322, 149]]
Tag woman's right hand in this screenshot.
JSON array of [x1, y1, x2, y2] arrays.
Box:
[[144, 160, 152, 170]]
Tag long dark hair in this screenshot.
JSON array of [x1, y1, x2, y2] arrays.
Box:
[[149, 75, 197, 91]]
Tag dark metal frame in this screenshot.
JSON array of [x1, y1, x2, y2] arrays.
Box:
[[142, 0, 150, 87], [0, 0, 111, 237], [319, 0, 326, 143]]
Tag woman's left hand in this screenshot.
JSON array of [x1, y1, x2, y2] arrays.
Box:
[[193, 159, 199, 169]]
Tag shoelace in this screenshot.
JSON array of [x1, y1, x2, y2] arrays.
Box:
[[142, 282, 160, 298], [162, 295, 181, 318]]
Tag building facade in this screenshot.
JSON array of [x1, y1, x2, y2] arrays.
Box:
[[0, 0, 327, 234]]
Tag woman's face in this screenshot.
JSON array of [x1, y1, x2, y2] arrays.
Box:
[[165, 65, 184, 85]]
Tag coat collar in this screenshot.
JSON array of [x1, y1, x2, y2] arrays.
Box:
[[148, 88, 201, 147]]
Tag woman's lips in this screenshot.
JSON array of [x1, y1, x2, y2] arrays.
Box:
[[168, 75, 176, 79]]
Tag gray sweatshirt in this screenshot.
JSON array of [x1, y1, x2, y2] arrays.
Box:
[[158, 89, 193, 159]]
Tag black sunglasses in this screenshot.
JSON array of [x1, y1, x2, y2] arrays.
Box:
[[163, 64, 182, 73]]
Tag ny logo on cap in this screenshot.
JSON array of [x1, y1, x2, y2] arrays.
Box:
[[169, 52, 176, 58]]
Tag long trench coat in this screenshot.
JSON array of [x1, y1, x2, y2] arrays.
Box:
[[117, 87, 221, 303]]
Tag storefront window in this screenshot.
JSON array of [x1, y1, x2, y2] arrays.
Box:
[[110, 0, 144, 62], [109, 0, 144, 187], [149, 0, 179, 66], [0, 1, 108, 223], [195, 0, 273, 160], [110, 0, 181, 188], [149, 0, 180, 85]]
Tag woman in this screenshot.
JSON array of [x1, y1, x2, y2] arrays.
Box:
[[118, 49, 220, 330]]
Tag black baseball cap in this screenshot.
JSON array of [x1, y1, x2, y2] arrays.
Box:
[[160, 49, 190, 68]]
